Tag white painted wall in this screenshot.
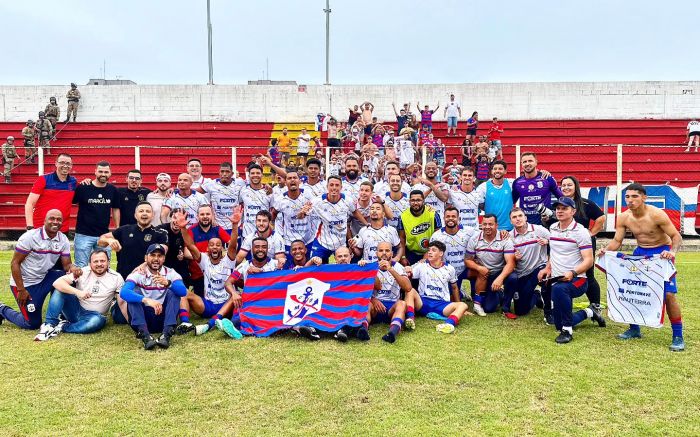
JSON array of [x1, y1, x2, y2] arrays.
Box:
[[1, 81, 697, 122]]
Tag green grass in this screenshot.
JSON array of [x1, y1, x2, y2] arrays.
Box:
[[0, 251, 699, 436]]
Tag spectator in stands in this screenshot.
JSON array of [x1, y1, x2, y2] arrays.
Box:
[[474, 155, 490, 185], [65, 83, 81, 122], [22, 119, 37, 163], [296, 128, 312, 167], [277, 127, 293, 165], [686, 118, 700, 152], [44, 97, 60, 129], [0, 210, 78, 330], [417, 101, 439, 132], [73, 161, 121, 267], [160, 173, 209, 226], [392, 103, 409, 134], [560, 175, 605, 312], [466, 111, 479, 142], [360, 102, 375, 136], [461, 138, 473, 166], [474, 135, 489, 158], [118, 169, 152, 226], [268, 138, 281, 170], [146, 173, 172, 226], [443, 94, 461, 137], [187, 158, 211, 190], [2, 136, 17, 183], [327, 118, 341, 152], [488, 117, 504, 155], [25, 153, 77, 233], [348, 105, 360, 127]]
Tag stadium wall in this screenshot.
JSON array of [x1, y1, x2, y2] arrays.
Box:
[[1, 81, 698, 123]]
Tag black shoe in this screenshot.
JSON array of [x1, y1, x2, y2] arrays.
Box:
[[139, 331, 157, 350], [175, 322, 195, 335], [334, 328, 348, 343], [156, 333, 172, 349], [382, 332, 396, 343], [356, 326, 370, 341], [544, 312, 554, 326], [555, 330, 573, 344], [589, 304, 606, 327], [298, 326, 320, 341], [0, 303, 6, 325]]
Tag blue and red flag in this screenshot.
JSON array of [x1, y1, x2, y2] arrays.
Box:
[[240, 263, 378, 337]]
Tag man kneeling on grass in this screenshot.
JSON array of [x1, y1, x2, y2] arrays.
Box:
[[404, 241, 471, 334], [119, 244, 188, 350], [35, 249, 124, 341]]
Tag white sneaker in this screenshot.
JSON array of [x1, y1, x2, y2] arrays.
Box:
[[55, 320, 68, 334], [34, 323, 57, 341], [195, 324, 210, 336], [473, 303, 487, 317], [436, 323, 455, 334]]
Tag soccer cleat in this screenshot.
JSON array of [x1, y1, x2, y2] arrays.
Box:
[[156, 329, 173, 349], [555, 330, 573, 344], [473, 303, 487, 317], [617, 328, 642, 340], [382, 332, 396, 343], [175, 322, 195, 335], [298, 326, 321, 341], [195, 324, 210, 336], [669, 337, 685, 352], [216, 318, 243, 340], [356, 326, 370, 341], [503, 311, 517, 320], [404, 318, 415, 331], [139, 332, 158, 350], [436, 323, 455, 334], [426, 312, 447, 321], [0, 303, 6, 325], [34, 323, 57, 342], [544, 312, 554, 326], [54, 320, 68, 335], [589, 305, 606, 327], [334, 328, 348, 343]]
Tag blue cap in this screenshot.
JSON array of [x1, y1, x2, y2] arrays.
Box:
[[552, 197, 576, 209], [146, 243, 166, 255]]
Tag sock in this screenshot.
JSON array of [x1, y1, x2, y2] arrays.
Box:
[[446, 315, 459, 327], [406, 306, 415, 319], [208, 313, 223, 328], [670, 317, 683, 339], [629, 324, 641, 332], [389, 317, 402, 335], [583, 308, 593, 318], [562, 326, 573, 334], [178, 309, 190, 323], [473, 294, 483, 305]]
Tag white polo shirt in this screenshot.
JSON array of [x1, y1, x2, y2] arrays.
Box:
[[163, 191, 210, 226], [310, 194, 356, 251], [59, 267, 124, 314], [238, 185, 272, 238], [549, 220, 592, 278], [510, 224, 550, 277], [12, 227, 70, 287], [201, 178, 245, 231]]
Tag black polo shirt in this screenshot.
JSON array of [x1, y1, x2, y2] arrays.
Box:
[[118, 187, 152, 226], [112, 223, 168, 278], [156, 222, 190, 282]]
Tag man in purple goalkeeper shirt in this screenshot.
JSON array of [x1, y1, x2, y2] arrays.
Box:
[[511, 152, 562, 225]]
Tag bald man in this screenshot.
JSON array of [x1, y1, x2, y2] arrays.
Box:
[[1, 210, 80, 330], [160, 173, 209, 225]]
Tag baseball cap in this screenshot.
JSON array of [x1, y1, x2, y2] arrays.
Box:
[[146, 243, 167, 255], [552, 197, 576, 209], [156, 172, 171, 182], [6, 136, 14, 141]]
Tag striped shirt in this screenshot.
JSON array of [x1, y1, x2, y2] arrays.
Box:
[[465, 231, 515, 273], [29, 172, 77, 233], [510, 224, 550, 277], [124, 266, 183, 304], [549, 220, 592, 278], [12, 227, 70, 287]]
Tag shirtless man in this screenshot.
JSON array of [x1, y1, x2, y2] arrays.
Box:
[[599, 183, 685, 351]]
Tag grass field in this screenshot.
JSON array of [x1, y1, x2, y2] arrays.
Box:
[[0, 250, 698, 436]]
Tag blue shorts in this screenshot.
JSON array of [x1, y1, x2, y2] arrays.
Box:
[[418, 296, 450, 317], [632, 245, 678, 293], [373, 299, 397, 324], [310, 239, 335, 264], [447, 117, 458, 128], [467, 128, 477, 136], [202, 299, 226, 318]]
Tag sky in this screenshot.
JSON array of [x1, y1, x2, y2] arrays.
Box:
[[1, 0, 698, 86]]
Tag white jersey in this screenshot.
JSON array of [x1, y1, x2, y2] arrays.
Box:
[[596, 252, 676, 328], [448, 186, 484, 229], [412, 182, 449, 222], [382, 192, 410, 229], [510, 224, 550, 277], [273, 189, 315, 245], [146, 192, 168, 226], [396, 140, 415, 166], [341, 177, 367, 201], [310, 194, 356, 251], [231, 258, 278, 286], [201, 179, 244, 231], [375, 262, 407, 302], [688, 120, 700, 133], [163, 191, 210, 226], [297, 134, 311, 153], [355, 225, 401, 262], [350, 200, 372, 236], [430, 226, 474, 277], [373, 180, 411, 197], [238, 185, 272, 237], [60, 267, 124, 314], [124, 266, 183, 304], [302, 181, 327, 240], [240, 231, 286, 259], [198, 253, 235, 304], [411, 261, 457, 302], [191, 175, 213, 192]]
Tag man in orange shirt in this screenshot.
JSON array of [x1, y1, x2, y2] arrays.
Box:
[[277, 128, 293, 166]]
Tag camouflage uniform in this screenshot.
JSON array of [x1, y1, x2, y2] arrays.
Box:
[[36, 114, 54, 140], [45, 98, 60, 128], [65, 84, 81, 122], [21, 122, 37, 161], [39, 131, 52, 156], [2, 137, 17, 182]]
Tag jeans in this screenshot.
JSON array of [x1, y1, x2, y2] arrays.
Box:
[[552, 278, 589, 330], [3, 270, 64, 329], [45, 292, 106, 333], [74, 233, 111, 268]]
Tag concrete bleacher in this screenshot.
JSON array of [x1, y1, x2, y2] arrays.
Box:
[[0, 119, 697, 231]]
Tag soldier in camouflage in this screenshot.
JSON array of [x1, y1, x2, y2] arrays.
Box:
[[65, 83, 81, 122], [44, 97, 60, 128], [2, 136, 17, 183], [21, 120, 37, 163], [36, 111, 54, 140], [39, 131, 52, 156]]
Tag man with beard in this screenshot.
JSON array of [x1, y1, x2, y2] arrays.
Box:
[[284, 240, 323, 269], [186, 205, 232, 296], [1, 210, 79, 330], [199, 163, 245, 229], [156, 208, 190, 285], [160, 173, 209, 226], [300, 159, 327, 238], [373, 161, 412, 196], [465, 214, 517, 317], [341, 156, 367, 201], [403, 241, 471, 334], [412, 161, 450, 223], [448, 167, 484, 230], [238, 164, 271, 239], [118, 169, 152, 226], [430, 207, 475, 296], [119, 244, 188, 350], [351, 201, 402, 263], [72, 161, 121, 267], [476, 160, 515, 231], [271, 168, 315, 254], [366, 241, 412, 343], [236, 210, 285, 268], [399, 190, 442, 265], [173, 210, 240, 337], [146, 173, 172, 226], [512, 152, 562, 226], [382, 174, 410, 229], [300, 176, 368, 263]]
